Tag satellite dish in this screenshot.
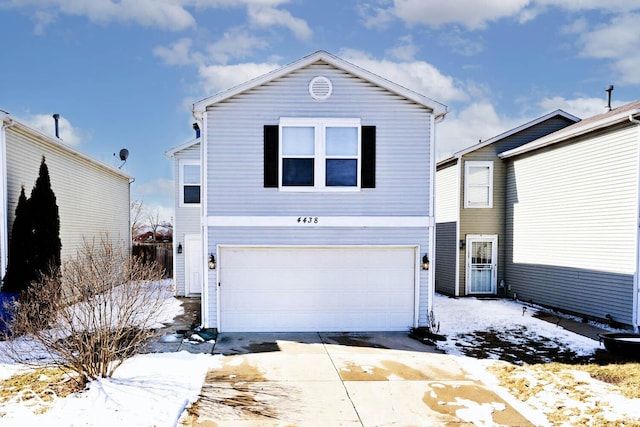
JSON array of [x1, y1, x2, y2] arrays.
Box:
[[119, 148, 129, 161]]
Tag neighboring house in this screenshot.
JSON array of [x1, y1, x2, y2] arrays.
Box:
[[435, 110, 579, 297], [500, 100, 640, 328], [168, 50, 447, 332], [165, 132, 201, 297], [0, 111, 132, 278]]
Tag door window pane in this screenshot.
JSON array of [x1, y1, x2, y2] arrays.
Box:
[[326, 159, 357, 186], [283, 158, 314, 186]]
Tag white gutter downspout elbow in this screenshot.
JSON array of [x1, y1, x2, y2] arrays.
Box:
[[630, 113, 640, 331]]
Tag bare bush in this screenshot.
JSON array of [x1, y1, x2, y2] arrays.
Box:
[[1, 238, 169, 383]]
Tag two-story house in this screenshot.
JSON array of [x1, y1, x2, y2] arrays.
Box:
[[168, 51, 447, 332], [435, 110, 579, 297]]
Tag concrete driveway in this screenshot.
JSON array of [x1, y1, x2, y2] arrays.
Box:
[[184, 332, 534, 426]]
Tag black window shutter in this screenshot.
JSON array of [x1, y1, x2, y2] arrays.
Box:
[[361, 126, 376, 188], [264, 125, 279, 187]]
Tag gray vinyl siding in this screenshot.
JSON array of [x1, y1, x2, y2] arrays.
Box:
[[5, 126, 130, 263], [435, 161, 458, 295], [206, 227, 430, 329], [504, 124, 638, 325], [172, 143, 201, 296], [203, 62, 435, 330], [206, 63, 432, 217]]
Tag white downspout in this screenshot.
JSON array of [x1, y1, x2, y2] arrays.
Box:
[[629, 113, 640, 331], [0, 115, 15, 279], [195, 109, 209, 329], [429, 112, 446, 322]]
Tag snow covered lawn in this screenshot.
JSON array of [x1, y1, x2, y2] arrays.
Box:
[[434, 294, 640, 426], [2, 284, 640, 426]]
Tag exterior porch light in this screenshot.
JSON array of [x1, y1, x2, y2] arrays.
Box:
[[177, 243, 183, 254], [208, 254, 216, 270], [422, 254, 430, 270]]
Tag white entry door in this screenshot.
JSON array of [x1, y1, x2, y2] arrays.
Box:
[[466, 235, 498, 294], [185, 234, 202, 295]]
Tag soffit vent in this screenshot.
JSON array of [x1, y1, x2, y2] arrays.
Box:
[[309, 76, 333, 101]]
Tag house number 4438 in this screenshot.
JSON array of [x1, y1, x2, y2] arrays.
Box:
[[297, 217, 319, 224]]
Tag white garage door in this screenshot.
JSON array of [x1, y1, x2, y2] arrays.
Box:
[[219, 246, 416, 332]]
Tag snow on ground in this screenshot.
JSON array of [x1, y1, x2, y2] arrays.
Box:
[[1, 285, 639, 426], [434, 294, 600, 358], [0, 280, 221, 426], [434, 294, 640, 426]]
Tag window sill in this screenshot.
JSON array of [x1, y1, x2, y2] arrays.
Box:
[[278, 187, 361, 193]]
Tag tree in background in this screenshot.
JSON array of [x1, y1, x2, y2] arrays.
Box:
[[130, 199, 145, 238], [2, 187, 34, 293]]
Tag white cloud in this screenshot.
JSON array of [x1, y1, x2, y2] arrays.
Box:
[[134, 178, 174, 199], [197, 61, 280, 94], [206, 28, 269, 64], [436, 102, 520, 159], [339, 49, 468, 103], [574, 13, 640, 85], [533, 0, 639, 13], [247, 4, 312, 40], [9, 0, 197, 32], [537, 96, 628, 118], [153, 38, 202, 66], [24, 113, 86, 147], [385, 0, 531, 30], [386, 35, 419, 61], [33, 10, 56, 35], [363, 0, 640, 31], [359, 3, 396, 30]]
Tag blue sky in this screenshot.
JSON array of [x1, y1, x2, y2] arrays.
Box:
[[1, 0, 639, 222]]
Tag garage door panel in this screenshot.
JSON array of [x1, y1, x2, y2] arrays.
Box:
[[219, 246, 416, 332]]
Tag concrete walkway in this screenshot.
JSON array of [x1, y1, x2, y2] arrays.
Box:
[[183, 332, 534, 426]]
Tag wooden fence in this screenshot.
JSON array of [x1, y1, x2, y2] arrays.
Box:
[[132, 243, 173, 278]]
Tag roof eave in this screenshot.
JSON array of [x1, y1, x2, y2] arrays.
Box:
[[165, 138, 201, 158], [452, 109, 580, 159], [499, 108, 640, 159], [4, 115, 133, 180]]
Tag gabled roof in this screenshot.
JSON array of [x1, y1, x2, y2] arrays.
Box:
[[192, 50, 447, 118], [1, 111, 132, 180], [499, 100, 640, 159], [165, 137, 200, 158], [437, 109, 580, 166]]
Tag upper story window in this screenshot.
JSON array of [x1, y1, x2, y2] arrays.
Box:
[[180, 161, 200, 206], [279, 118, 361, 191], [464, 161, 493, 208]]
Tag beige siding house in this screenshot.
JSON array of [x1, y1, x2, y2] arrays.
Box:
[[500, 101, 640, 328], [435, 110, 579, 297], [0, 112, 132, 278]]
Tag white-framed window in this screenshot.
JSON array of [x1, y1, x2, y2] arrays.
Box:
[[464, 161, 493, 208], [279, 117, 361, 191], [180, 160, 201, 206]]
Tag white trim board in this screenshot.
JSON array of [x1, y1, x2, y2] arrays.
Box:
[[207, 216, 434, 227]]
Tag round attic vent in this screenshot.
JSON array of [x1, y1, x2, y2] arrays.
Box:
[[309, 76, 333, 100]]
